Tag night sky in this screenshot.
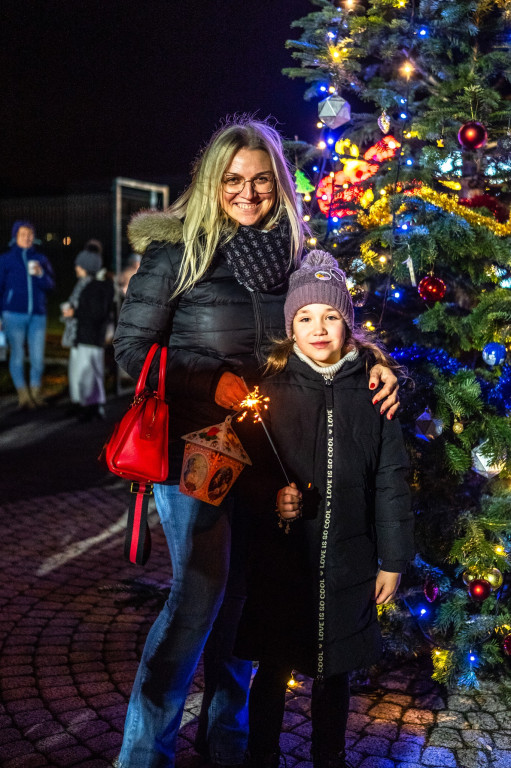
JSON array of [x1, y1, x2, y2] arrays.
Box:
[[2, 0, 316, 196]]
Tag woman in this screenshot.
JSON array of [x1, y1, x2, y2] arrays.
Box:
[[113, 116, 399, 768]]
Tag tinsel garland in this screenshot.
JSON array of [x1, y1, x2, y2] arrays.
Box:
[[392, 345, 511, 412], [358, 187, 511, 236]]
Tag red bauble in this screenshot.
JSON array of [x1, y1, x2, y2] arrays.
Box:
[[424, 578, 439, 603], [468, 578, 492, 602], [503, 633, 511, 657], [458, 121, 487, 150], [418, 276, 446, 302]]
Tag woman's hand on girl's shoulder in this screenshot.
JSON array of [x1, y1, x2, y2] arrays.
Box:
[[368, 364, 399, 420]]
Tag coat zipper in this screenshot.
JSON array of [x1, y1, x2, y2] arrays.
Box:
[[250, 291, 264, 366], [317, 377, 334, 681]]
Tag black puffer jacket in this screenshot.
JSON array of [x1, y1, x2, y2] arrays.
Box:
[[113, 212, 289, 481], [235, 353, 413, 678]]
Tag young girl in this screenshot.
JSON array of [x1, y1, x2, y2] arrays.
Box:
[[235, 250, 414, 768]]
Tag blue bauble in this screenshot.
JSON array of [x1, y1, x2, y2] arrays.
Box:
[[482, 342, 507, 367]]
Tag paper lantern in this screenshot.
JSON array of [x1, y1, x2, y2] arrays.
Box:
[[318, 95, 351, 128], [458, 121, 487, 150], [180, 418, 252, 506]]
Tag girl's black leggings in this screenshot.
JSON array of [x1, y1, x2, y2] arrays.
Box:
[[248, 659, 350, 757]]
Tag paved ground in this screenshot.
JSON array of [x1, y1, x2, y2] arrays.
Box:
[[1, 393, 511, 768]]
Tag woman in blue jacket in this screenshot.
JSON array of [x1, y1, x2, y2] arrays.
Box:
[[0, 220, 55, 408]]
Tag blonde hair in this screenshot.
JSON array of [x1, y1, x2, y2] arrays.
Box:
[[265, 325, 407, 379], [168, 116, 306, 297]]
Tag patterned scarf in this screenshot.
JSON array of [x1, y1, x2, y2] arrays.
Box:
[[219, 221, 293, 292]]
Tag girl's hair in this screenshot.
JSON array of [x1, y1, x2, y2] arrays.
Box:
[[265, 324, 408, 379], [168, 115, 306, 297]]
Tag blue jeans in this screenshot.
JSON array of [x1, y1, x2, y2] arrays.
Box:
[[3, 311, 47, 389], [118, 485, 252, 768]]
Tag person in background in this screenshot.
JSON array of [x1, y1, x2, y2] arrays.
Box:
[[236, 250, 414, 768], [117, 252, 142, 297], [0, 220, 55, 409], [61, 247, 114, 421]]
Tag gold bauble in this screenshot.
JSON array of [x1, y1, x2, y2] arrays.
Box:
[[453, 421, 464, 434], [462, 567, 480, 585], [482, 567, 504, 590]]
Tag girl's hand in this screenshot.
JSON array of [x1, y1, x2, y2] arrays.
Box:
[[277, 482, 302, 519], [214, 372, 249, 410], [374, 570, 401, 604], [369, 364, 399, 420]]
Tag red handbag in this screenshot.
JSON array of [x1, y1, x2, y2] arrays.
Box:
[[105, 343, 169, 565]]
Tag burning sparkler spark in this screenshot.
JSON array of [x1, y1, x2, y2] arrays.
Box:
[[238, 381, 290, 485], [237, 386, 270, 422]]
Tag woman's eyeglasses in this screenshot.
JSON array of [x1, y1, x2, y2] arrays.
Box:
[[222, 173, 274, 195]]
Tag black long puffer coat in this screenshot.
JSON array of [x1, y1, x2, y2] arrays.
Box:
[[113, 212, 289, 482], [235, 352, 414, 679]]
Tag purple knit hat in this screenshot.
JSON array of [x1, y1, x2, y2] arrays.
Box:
[[284, 250, 354, 337]]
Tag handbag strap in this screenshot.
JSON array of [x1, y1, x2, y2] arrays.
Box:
[[157, 347, 168, 400], [135, 344, 167, 397]]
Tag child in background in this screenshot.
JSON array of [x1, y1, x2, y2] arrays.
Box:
[[61, 247, 114, 421], [236, 251, 414, 768]]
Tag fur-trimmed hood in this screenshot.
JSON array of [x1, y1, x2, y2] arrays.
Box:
[[127, 209, 184, 255]]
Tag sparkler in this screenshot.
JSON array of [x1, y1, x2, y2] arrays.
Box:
[[238, 382, 291, 485]]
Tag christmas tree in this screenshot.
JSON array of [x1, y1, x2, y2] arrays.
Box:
[[285, 0, 511, 689]]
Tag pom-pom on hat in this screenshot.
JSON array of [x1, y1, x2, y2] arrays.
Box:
[[284, 250, 354, 337], [75, 250, 103, 275]]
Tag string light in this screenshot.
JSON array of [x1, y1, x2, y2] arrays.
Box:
[[401, 62, 414, 78], [318, 141, 327, 150], [316, 121, 323, 128], [309, 237, 317, 245]]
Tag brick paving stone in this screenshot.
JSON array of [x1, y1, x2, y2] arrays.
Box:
[[365, 720, 398, 740], [382, 693, 413, 707], [414, 693, 446, 710], [358, 757, 396, 768], [351, 695, 374, 714], [390, 740, 422, 762], [85, 732, 123, 752], [491, 752, 511, 768], [495, 713, 511, 729], [448, 695, 478, 712], [428, 727, 463, 748], [494, 734, 511, 750], [467, 712, 499, 730], [402, 708, 435, 725], [437, 710, 470, 729], [0, 728, 23, 745], [422, 746, 457, 766], [462, 732, 495, 749], [356, 735, 391, 756], [368, 703, 403, 720], [475, 694, 507, 712], [4, 755, 49, 768], [457, 749, 490, 768], [286, 695, 311, 716], [347, 712, 372, 732], [0, 740, 37, 760], [50, 745, 93, 766]]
